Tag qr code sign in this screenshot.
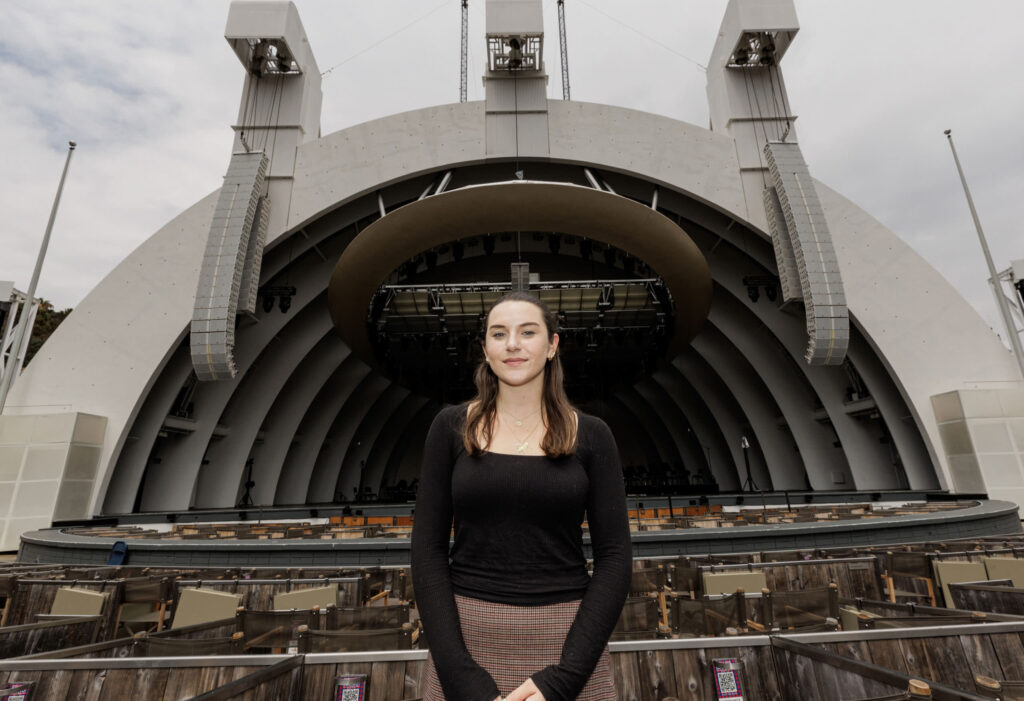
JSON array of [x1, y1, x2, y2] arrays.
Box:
[[335, 675, 365, 701], [716, 671, 739, 694], [712, 659, 744, 700]]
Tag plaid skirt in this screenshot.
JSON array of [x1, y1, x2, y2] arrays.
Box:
[[422, 594, 616, 700]]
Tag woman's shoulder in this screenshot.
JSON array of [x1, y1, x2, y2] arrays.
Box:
[[432, 403, 471, 438], [574, 409, 610, 434], [573, 410, 615, 448]]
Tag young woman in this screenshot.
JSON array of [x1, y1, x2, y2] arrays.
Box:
[[412, 291, 632, 701]]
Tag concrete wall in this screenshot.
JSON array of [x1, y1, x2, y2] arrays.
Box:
[[0, 413, 106, 550], [933, 387, 1024, 508]]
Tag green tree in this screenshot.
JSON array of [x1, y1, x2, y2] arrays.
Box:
[[24, 299, 72, 366]]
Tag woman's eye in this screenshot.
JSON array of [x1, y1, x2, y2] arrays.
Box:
[[522, 330, 535, 336], [491, 332, 505, 339]]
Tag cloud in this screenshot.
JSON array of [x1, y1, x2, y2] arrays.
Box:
[[0, 0, 1020, 347]]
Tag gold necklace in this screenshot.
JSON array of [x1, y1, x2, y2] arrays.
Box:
[[499, 406, 541, 428], [501, 413, 544, 453]]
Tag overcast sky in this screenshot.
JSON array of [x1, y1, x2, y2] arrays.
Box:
[[1, 0, 1021, 343]]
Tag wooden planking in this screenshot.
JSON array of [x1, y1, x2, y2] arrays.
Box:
[[862, 638, 909, 675], [908, 634, 974, 691], [636, 648, 677, 701], [27, 668, 74, 699], [670, 648, 709, 700], [131, 667, 170, 698], [403, 660, 425, 700], [990, 632, 1024, 679], [301, 662, 336, 699], [369, 660, 405, 701], [611, 650, 642, 701], [162, 666, 204, 700], [820, 642, 900, 699], [957, 633, 1004, 682], [773, 647, 823, 700], [0, 616, 102, 657], [754, 645, 784, 700]]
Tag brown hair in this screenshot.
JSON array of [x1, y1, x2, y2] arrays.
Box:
[[463, 291, 576, 457]]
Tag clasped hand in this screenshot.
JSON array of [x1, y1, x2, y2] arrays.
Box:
[[495, 677, 545, 701]]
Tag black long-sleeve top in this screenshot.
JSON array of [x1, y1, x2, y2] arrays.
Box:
[[411, 404, 632, 701]]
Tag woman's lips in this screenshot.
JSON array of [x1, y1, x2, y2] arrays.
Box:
[[504, 359, 526, 365]]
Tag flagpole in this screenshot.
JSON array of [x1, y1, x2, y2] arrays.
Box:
[[0, 141, 77, 413], [944, 129, 1024, 380]]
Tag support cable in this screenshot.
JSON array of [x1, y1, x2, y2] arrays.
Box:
[[576, 0, 706, 72], [742, 69, 768, 188], [321, 0, 450, 78]]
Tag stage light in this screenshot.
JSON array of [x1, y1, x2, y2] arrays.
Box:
[[279, 295, 291, 313], [263, 295, 275, 313], [747, 285, 760, 303], [507, 37, 523, 69]]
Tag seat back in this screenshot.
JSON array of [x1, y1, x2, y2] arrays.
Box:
[[134, 631, 244, 657], [171, 588, 242, 629], [932, 560, 987, 607], [765, 584, 839, 631], [327, 604, 410, 630], [984, 557, 1024, 587], [273, 583, 338, 611], [629, 566, 666, 595], [240, 609, 316, 650], [702, 570, 767, 596], [50, 588, 110, 617], [297, 623, 413, 653], [701, 591, 746, 636], [612, 596, 660, 639]]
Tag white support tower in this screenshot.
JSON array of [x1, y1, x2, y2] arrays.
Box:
[[484, 0, 549, 159], [0, 284, 39, 407]]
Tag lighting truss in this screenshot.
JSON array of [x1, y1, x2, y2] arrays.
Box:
[[728, 31, 777, 68], [487, 35, 543, 72], [368, 278, 672, 339]]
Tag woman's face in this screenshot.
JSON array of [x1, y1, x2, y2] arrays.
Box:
[[482, 300, 559, 389]]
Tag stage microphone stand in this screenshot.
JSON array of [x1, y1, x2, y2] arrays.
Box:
[[740, 436, 769, 516], [238, 458, 256, 508]]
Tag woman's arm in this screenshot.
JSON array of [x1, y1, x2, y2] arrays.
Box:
[[411, 407, 502, 701], [530, 417, 632, 701]]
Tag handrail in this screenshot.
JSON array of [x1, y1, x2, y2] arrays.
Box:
[[770, 636, 991, 701], [188, 655, 303, 701]]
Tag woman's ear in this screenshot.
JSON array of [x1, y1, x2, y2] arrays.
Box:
[[548, 332, 560, 360]]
